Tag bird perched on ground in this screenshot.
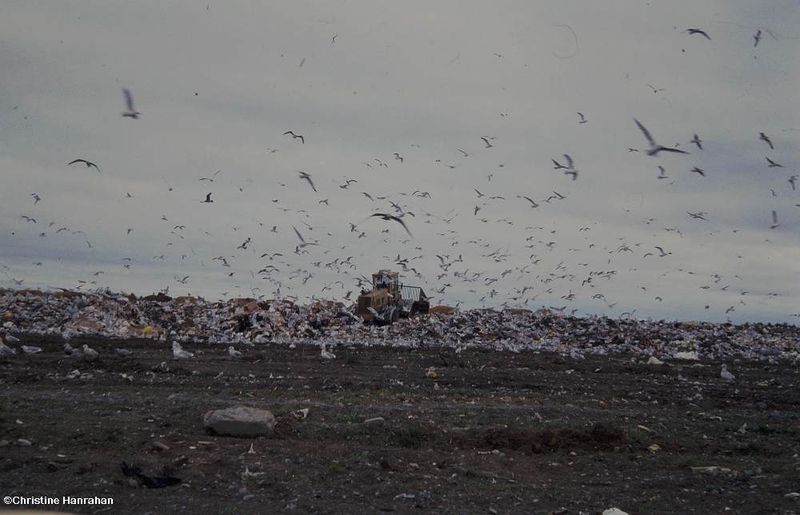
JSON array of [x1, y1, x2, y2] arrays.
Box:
[[370, 212, 412, 237], [634, 119, 689, 156], [320, 343, 336, 360], [0, 341, 17, 357], [122, 88, 140, 119], [720, 364, 735, 382], [82, 344, 99, 361], [4, 334, 20, 344], [21, 345, 42, 354], [115, 348, 133, 357], [67, 158, 101, 173], [227, 346, 242, 358], [172, 342, 194, 360], [283, 130, 304, 143], [64, 343, 82, 357]]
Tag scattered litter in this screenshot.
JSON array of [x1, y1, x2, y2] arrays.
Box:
[[292, 408, 310, 419]]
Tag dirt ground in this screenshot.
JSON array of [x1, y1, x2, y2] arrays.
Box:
[[1, 336, 798, 514]]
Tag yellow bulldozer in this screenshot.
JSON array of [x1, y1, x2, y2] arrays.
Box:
[[356, 270, 429, 324]]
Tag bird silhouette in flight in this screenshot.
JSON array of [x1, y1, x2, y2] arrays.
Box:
[[122, 89, 140, 119], [685, 28, 711, 40], [283, 131, 304, 143], [634, 119, 689, 156], [370, 213, 412, 237], [67, 158, 101, 173]]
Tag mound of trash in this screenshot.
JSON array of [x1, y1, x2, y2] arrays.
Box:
[[1, 288, 798, 362]]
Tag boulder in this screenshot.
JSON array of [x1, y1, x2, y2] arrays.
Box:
[[203, 407, 275, 437]]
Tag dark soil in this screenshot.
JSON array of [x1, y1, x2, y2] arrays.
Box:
[[1, 336, 798, 514]]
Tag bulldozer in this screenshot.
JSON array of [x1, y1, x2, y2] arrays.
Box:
[[356, 270, 429, 324]]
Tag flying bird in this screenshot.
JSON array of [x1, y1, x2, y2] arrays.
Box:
[[690, 134, 703, 150], [654, 246, 670, 257], [481, 137, 493, 148], [199, 170, 222, 182], [577, 112, 587, 124], [202, 193, 213, 203], [283, 130, 304, 143], [122, 88, 140, 119], [753, 30, 762, 47], [292, 225, 306, 243], [685, 28, 711, 40], [31, 193, 41, 204], [657, 166, 668, 179], [766, 157, 783, 168], [770, 210, 779, 229], [298, 171, 317, 192], [789, 175, 797, 191], [67, 159, 101, 173], [517, 195, 539, 208], [759, 132, 773, 150], [634, 118, 690, 156], [690, 166, 706, 177], [552, 154, 574, 170], [370, 213, 412, 237]]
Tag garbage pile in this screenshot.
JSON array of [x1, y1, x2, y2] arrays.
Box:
[[1, 288, 798, 362]]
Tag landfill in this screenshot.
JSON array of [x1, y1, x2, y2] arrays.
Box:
[[1, 288, 798, 362]]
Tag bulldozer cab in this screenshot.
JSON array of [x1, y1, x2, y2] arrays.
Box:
[[372, 270, 399, 295], [357, 269, 428, 324]]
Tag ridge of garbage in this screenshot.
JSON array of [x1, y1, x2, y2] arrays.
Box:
[[1, 288, 798, 362]]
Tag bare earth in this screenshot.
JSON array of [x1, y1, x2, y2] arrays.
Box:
[[1, 336, 798, 514]]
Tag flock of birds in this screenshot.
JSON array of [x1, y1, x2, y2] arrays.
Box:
[[3, 23, 797, 322]]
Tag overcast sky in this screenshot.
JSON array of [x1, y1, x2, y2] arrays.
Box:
[[1, 1, 798, 323]]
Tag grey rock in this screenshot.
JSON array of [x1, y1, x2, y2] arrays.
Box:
[[203, 406, 275, 437]]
